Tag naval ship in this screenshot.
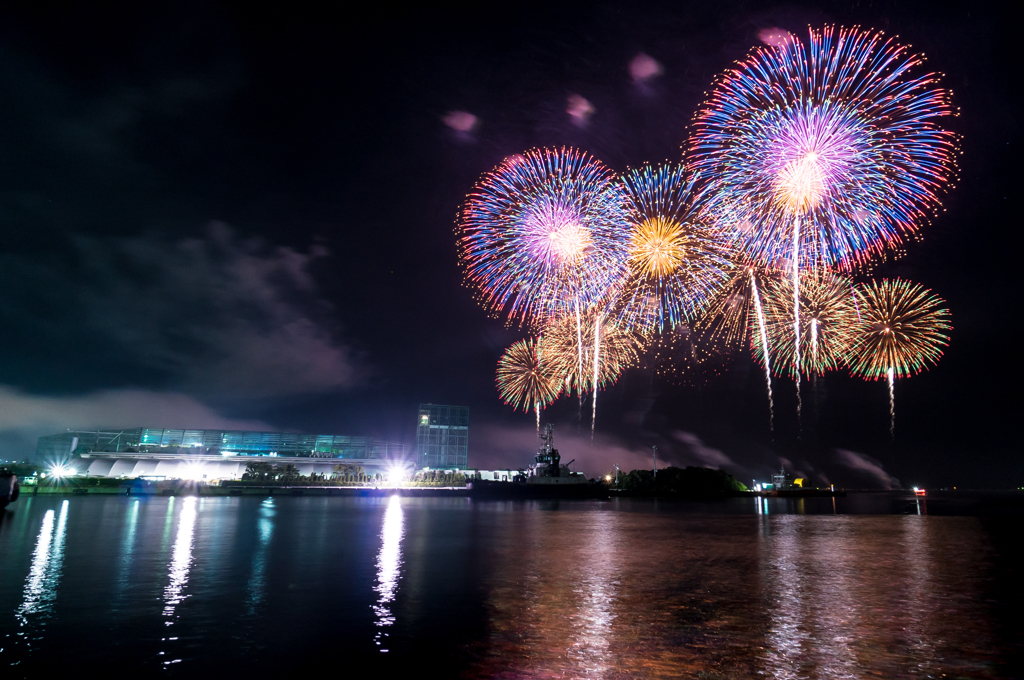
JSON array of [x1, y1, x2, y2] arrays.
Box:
[[467, 424, 607, 499]]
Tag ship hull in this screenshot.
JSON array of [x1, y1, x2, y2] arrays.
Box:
[[468, 479, 608, 500], [770, 489, 846, 498]]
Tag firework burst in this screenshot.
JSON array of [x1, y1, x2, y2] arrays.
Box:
[[688, 25, 958, 270], [695, 260, 778, 353], [617, 163, 732, 332], [639, 324, 731, 387], [497, 337, 563, 430], [763, 269, 860, 378], [689, 25, 957, 427], [849, 279, 951, 379], [457, 147, 632, 326], [848, 279, 951, 437], [545, 309, 641, 397]]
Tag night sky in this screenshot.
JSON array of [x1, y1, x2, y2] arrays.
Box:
[[0, 1, 1017, 487]]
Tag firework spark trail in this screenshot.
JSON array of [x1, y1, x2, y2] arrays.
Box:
[[534, 336, 547, 432], [810, 318, 819, 369], [888, 367, 895, 439], [576, 301, 584, 423], [851, 283, 862, 323], [591, 311, 601, 438], [750, 274, 775, 432], [792, 218, 802, 427]]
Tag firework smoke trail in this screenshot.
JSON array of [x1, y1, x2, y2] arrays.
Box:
[[591, 311, 601, 439], [750, 274, 774, 432], [887, 367, 895, 439]]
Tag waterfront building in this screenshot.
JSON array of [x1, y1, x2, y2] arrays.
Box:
[[36, 427, 408, 480], [416, 404, 469, 469]]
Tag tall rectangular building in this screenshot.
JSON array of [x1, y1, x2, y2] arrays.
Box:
[[416, 404, 469, 469]]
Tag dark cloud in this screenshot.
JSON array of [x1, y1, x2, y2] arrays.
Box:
[[0, 224, 362, 400], [0, 385, 269, 462], [0, 385, 268, 432]]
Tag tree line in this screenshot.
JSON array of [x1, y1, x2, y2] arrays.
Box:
[[612, 466, 748, 496]]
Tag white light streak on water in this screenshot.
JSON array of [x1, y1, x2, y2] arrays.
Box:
[[903, 514, 938, 669], [373, 495, 405, 652], [18, 510, 54, 620], [751, 274, 775, 432], [160, 496, 176, 553], [17, 499, 69, 624], [163, 497, 198, 624]]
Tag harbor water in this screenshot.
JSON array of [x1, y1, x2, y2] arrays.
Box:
[[1, 492, 1020, 678]]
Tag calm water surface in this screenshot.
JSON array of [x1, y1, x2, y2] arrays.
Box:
[[1, 492, 1020, 678]]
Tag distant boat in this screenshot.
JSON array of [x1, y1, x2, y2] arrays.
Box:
[[761, 467, 845, 497], [913, 487, 927, 496], [468, 424, 607, 500], [0, 468, 20, 510]]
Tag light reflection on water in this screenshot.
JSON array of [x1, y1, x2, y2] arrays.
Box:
[[373, 495, 405, 652], [0, 494, 1012, 676], [163, 496, 198, 624], [116, 499, 140, 594], [17, 500, 69, 623], [568, 511, 618, 677], [763, 517, 808, 678], [154, 496, 197, 669], [246, 498, 275, 612]]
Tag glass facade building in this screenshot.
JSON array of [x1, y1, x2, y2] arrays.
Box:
[[36, 428, 408, 461], [416, 404, 469, 469]]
